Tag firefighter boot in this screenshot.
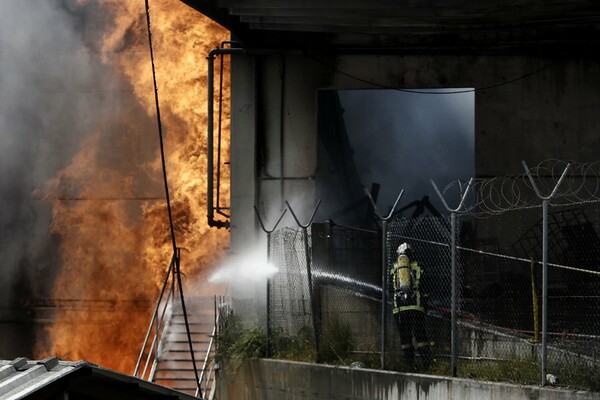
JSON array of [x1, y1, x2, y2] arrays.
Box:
[[417, 345, 432, 371], [402, 346, 416, 371]]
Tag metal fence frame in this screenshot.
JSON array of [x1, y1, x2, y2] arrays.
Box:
[[264, 160, 600, 389]]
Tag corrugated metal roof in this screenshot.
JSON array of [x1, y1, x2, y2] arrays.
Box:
[[0, 357, 198, 400], [0, 357, 81, 400]]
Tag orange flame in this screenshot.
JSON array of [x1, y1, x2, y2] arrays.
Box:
[[34, 0, 229, 373]]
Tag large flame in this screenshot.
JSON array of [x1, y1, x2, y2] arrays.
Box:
[[34, 0, 229, 373]]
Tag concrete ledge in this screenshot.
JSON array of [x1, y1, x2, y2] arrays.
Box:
[[217, 359, 600, 400]]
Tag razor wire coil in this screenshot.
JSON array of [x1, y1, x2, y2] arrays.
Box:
[[438, 160, 600, 216]]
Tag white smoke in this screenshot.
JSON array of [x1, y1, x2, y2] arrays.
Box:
[[0, 2, 75, 302], [0, 1, 139, 306], [337, 89, 475, 215], [208, 248, 278, 286]]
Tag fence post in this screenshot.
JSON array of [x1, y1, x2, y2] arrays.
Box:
[[286, 200, 322, 362], [431, 178, 473, 377], [522, 160, 570, 385], [364, 189, 404, 370], [254, 206, 288, 358]]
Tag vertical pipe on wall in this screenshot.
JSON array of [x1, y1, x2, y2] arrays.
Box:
[[207, 53, 215, 223], [279, 55, 286, 210], [206, 47, 244, 228]]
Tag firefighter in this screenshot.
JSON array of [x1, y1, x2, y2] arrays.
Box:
[[390, 242, 431, 371]]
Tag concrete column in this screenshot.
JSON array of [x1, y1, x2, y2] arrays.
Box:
[[230, 54, 258, 257]]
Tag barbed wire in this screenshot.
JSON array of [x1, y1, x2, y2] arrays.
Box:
[[437, 159, 600, 216]]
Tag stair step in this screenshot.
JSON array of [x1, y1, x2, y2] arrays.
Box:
[[156, 360, 205, 370], [154, 383, 212, 393], [157, 354, 212, 361], [153, 379, 199, 390], [159, 351, 213, 362], [169, 322, 213, 330], [170, 315, 214, 325], [174, 296, 217, 307], [162, 342, 211, 352], [158, 346, 207, 354], [155, 370, 203, 379], [164, 332, 212, 342], [153, 296, 220, 396], [155, 378, 213, 390]]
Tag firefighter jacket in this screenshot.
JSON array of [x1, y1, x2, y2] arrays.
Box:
[[390, 254, 424, 314]]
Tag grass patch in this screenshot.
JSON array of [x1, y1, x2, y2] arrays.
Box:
[[319, 317, 354, 364], [271, 325, 315, 362], [217, 313, 265, 369]]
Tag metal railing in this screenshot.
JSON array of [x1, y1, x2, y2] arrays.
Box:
[[133, 254, 176, 380], [196, 296, 229, 399]]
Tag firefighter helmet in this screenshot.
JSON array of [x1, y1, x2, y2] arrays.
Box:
[[397, 242, 411, 255]]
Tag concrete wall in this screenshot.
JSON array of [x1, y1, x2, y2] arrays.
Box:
[[230, 53, 600, 252], [228, 52, 600, 322], [217, 359, 600, 400]]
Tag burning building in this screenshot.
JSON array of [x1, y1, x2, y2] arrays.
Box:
[[0, 0, 229, 374], [2, 0, 600, 396]]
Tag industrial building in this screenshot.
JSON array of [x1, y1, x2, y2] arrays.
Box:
[[2, 1, 600, 398], [181, 0, 600, 255]]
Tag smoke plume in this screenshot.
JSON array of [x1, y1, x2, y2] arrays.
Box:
[[1, 0, 230, 370], [0, 0, 108, 306]]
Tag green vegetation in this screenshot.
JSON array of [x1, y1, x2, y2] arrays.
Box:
[[455, 357, 539, 385], [270, 326, 315, 362], [319, 317, 354, 364], [216, 314, 265, 369], [427, 356, 600, 391], [217, 314, 600, 391]]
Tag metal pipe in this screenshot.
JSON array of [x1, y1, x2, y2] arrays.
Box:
[[206, 47, 245, 229], [204, 45, 342, 229]]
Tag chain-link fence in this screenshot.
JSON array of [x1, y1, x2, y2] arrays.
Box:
[[458, 203, 600, 389], [264, 161, 600, 390], [386, 216, 453, 372], [268, 223, 381, 365], [268, 227, 314, 359]]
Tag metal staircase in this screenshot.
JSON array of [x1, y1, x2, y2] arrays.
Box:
[[133, 255, 224, 399], [154, 297, 216, 397]]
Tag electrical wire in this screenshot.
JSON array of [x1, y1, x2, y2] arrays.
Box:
[[143, 0, 177, 252], [143, 2, 201, 396], [309, 55, 561, 95]]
